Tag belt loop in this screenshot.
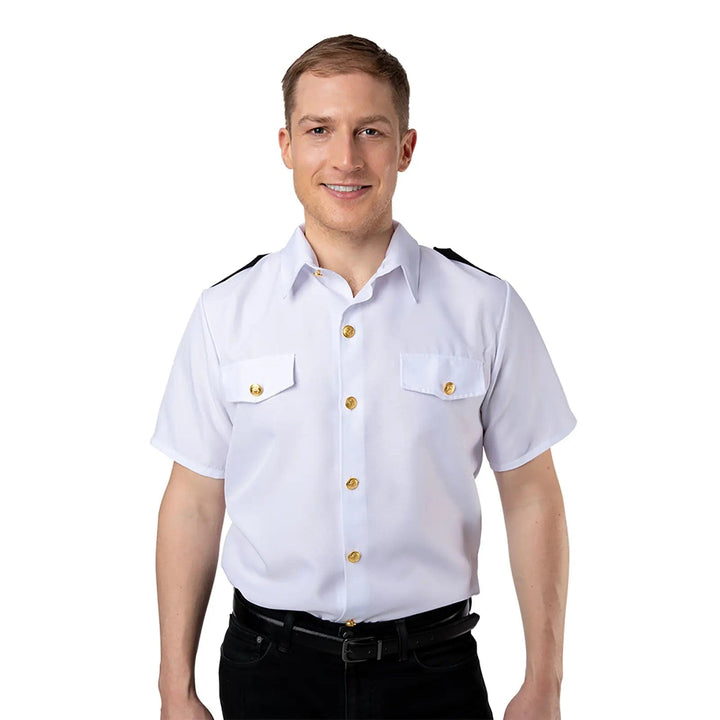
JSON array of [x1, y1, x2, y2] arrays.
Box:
[[277, 611, 296, 654], [394, 618, 409, 662]]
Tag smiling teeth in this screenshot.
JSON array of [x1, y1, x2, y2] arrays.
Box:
[[326, 184, 365, 192]]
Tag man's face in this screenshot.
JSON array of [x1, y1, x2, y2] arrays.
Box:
[[278, 71, 416, 239]]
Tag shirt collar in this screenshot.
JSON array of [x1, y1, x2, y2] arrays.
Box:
[[279, 220, 420, 303]]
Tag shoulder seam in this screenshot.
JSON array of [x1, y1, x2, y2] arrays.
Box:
[[199, 289, 221, 364], [432, 246, 499, 279], [210, 253, 269, 288]]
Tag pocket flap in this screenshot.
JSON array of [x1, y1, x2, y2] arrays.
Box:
[[401, 353, 485, 399], [220, 353, 295, 403]]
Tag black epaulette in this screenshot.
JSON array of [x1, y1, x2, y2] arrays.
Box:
[[211, 253, 269, 287], [432, 247, 498, 279]]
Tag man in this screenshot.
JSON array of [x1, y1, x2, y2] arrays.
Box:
[[153, 34, 575, 720]]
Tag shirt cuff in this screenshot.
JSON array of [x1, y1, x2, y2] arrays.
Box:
[[487, 416, 577, 473], [150, 435, 225, 479]]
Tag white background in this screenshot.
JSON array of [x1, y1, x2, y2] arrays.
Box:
[[1, 1, 718, 717]]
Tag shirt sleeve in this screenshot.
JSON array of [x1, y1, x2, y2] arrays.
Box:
[[481, 281, 577, 472], [150, 291, 231, 479]]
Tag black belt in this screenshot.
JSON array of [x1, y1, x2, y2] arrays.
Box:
[[232, 589, 480, 663]]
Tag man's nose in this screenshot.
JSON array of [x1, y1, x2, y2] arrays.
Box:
[[330, 131, 364, 172]]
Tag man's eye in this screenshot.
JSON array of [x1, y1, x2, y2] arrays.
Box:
[[361, 128, 379, 136], [310, 127, 326, 135]]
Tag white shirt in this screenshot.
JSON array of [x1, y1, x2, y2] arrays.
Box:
[[151, 220, 576, 623]]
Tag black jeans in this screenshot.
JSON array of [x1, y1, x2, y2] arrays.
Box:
[[218, 596, 494, 719]]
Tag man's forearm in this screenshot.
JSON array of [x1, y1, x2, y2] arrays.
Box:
[[503, 488, 569, 695], [156, 479, 224, 702]]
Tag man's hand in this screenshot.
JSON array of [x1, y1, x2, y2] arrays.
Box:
[[504, 681, 560, 720], [160, 694, 214, 719]]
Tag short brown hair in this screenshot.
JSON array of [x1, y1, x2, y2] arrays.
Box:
[[282, 34, 410, 137]]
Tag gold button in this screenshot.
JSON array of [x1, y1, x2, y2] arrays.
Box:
[[314, 268, 323, 276], [347, 551, 361, 563], [345, 396, 357, 410], [345, 618, 356, 626], [342, 325, 355, 338], [346, 477, 359, 490], [443, 381, 455, 395], [250, 383, 263, 396]]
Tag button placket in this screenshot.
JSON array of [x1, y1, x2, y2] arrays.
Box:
[[338, 308, 369, 622]]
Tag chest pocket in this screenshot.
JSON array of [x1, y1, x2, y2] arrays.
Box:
[[220, 353, 295, 403], [401, 353, 485, 400]]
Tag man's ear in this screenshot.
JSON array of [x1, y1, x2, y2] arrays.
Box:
[[278, 127, 293, 169], [398, 128, 417, 172]]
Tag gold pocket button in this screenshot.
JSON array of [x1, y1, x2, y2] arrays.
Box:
[[250, 383, 263, 396], [443, 382, 455, 395]]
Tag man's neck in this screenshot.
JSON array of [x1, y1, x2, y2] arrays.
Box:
[[303, 218, 395, 298]]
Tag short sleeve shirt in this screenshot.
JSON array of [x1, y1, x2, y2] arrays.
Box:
[[151, 221, 576, 622]]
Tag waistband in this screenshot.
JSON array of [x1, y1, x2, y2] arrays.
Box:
[[233, 588, 471, 638], [231, 589, 479, 662]]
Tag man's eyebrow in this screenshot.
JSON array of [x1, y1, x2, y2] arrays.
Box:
[[296, 114, 394, 127], [297, 115, 333, 126], [356, 114, 394, 127]]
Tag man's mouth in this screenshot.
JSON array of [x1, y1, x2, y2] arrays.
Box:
[[322, 184, 370, 193]]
